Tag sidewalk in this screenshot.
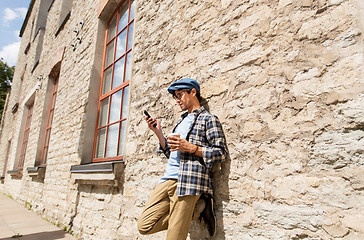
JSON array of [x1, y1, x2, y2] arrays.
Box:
[[0, 193, 76, 240]]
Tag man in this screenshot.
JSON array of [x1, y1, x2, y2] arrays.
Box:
[[137, 78, 228, 239]]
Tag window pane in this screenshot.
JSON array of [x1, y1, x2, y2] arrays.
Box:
[[26, 118, 31, 128], [51, 93, 57, 108], [105, 123, 119, 157], [125, 52, 132, 82], [113, 57, 125, 89], [48, 109, 54, 126], [18, 156, 25, 169], [118, 3, 129, 32], [99, 97, 109, 126], [95, 128, 106, 158], [45, 129, 51, 147], [107, 14, 117, 42], [121, 86, 129, 119], [109, 90, 122, 124], [130, 0, 135, 21], [20, 145, 26, 158], [118, 120, 127, 156], [28, 105, 34, 116], [54, 79, 59, 91], [102, 67, 113, 94], [23, 130, 29, 143], [127, 22, 134, 50], [116, 29, 127, 59], [105, 40, 115, 67], [41, 146, 48, 164], [26, 111, 32, 127], [19, 153, 25, 165]]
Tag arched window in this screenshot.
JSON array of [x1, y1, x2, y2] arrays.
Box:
[[40, 74, 59, 166], [18, 103, 34, 170]]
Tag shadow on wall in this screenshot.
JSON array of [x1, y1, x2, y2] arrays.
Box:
[[190, 99, 232, 240], [0, 230, 70, 240]]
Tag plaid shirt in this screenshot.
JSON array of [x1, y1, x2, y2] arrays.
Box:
[[160, 106, 228, 196]]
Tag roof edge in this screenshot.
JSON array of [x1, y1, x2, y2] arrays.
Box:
[[19, 0, 36, 37]]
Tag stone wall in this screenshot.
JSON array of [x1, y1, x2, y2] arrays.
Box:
[[0, 0, 363, 239], [128, 0, 364, 239]]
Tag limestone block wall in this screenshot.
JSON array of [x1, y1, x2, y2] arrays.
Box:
[[0, 0, 43, 193], [126, 0, 364, 239], [0, 0, 363, 240], [0, 0, 102, 231]]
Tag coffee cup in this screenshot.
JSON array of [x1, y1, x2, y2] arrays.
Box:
[[167, 132, 180, 139], [168, 133, 180, 150]]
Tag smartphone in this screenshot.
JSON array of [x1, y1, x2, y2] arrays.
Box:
[[144, 110, 157, 127]]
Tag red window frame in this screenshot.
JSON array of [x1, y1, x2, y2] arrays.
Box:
[[93, 0, 135, 162], [40, 75, 59, 166], [18, 103, 34, 170]]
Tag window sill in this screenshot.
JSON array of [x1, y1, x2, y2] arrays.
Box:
[[24, 42, 31, 55], [12, 103, 19, 114], [70, 161, 124, 188], [48, 0, 55, 12], [31, 60, 39, 73], [27, 166, 46, 175], [7, 169, 22, 178], [55, 11, 71, 37], [27, 166, 46, 182], [32, 27, 45, 42]]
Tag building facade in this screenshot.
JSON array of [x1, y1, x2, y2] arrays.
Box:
[[0, 0, 363, 239]]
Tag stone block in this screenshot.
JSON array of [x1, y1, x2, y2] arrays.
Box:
[[309, 129, 364, 169], [342, 214, 364, 233], [254, 202, 323, 231], [325, 91, 347, 105], [302, 0, 313, 7], [322, 222, 349, 238], [278, 0, 293, 9]]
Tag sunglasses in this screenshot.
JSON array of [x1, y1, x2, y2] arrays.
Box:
[[173, 89, 191, 100]]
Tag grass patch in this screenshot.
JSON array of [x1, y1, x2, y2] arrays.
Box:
[[11, 233, 22, 238], [3, 192, 13, 199], [25, 201, 32, 210]]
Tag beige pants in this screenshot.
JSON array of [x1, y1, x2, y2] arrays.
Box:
[[137, 180, 200, 240]]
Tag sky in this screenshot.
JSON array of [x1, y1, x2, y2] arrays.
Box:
[[0, 0, 31, 67]]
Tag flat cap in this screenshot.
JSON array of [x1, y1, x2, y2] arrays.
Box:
[[167, 78, 200, 94]]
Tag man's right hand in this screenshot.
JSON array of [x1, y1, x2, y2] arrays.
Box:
[[145, 116, 160, 132], [145, 116, 166, 149]]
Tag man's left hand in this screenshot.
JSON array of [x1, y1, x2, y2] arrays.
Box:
[[168, 136, 195, 153]]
